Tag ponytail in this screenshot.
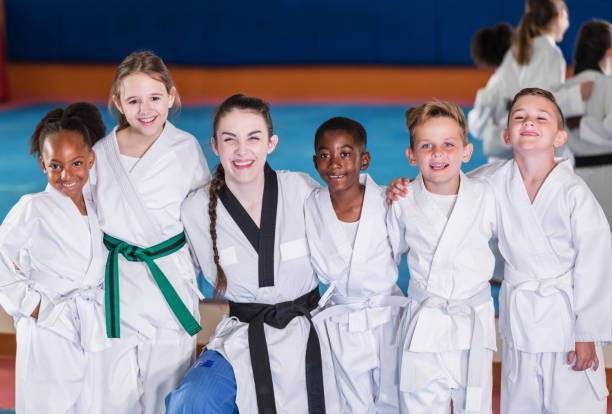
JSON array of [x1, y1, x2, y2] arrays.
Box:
[[209, 163, 228, 297], [513, 12, 538, 65], [512, 0, 564, 65]]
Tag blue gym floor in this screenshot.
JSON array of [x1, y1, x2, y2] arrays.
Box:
[[0, 104, 500, 306]]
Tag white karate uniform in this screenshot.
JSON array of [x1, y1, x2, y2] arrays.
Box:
[[0, 185, 108, 414], [387, 173, 497, 414], [181, 169, 342, 414], [306, 173, 403, 414], [468, 35, 582, 161], [471, 159, 611, 414], [89, 121, 210, 414], [563, 70, 612, 224]]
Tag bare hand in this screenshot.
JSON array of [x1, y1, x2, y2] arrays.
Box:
[[386, 178, 410, 206], [580, 81, 594, 101], [567, 341, 598, 371], [30, 300, 41, 320]]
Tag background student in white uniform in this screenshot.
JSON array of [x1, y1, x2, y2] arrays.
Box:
[[306, 117, 403, 413], [387, 102, 498, 414], [468, 22, 514, 161], [472, 88, 611, 414], [166, 94, 340, 414], [468, 0, 592, 162], [89, 51, 210, 413], [562, 19, 612, 224], [0, 103, 108, 413]]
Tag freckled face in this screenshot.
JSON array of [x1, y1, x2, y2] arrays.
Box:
[[313, 130, 369, 195], [39, 130, 95, 203], [406, 117, 472, 194]]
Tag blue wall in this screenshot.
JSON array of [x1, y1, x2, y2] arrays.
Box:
[[5, 0, 612, 65]]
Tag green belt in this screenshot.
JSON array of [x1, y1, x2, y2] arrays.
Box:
[[103, 232, 202, 338]]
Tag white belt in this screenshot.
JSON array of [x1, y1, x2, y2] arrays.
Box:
[[311, 282, 408, 400], [311, 283, 408, 332], [503, 266, 574, 382], [402, 283, 491, 412], [38, 283, 104, 330]]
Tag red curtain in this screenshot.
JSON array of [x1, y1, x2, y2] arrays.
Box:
[[0, 0, 7, 101]]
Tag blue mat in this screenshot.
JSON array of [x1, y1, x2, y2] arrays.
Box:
[[0, 103, 498, 309]]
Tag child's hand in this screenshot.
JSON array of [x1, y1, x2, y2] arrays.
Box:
[[30, 300, 41, 320], [567, 341, 598, 371], [580, 81, 594, 101], [386, 178, 410, 206]]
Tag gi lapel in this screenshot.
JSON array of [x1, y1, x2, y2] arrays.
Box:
[[127, 121, 177, 178], [411, 173, 448, 249], [318, 185, 353, 263], [219, 163, 278, 287], [82, 183, 105, 286], [506, 161, 558, 262], [349, 174, 379, 267], [102, 127, 163, 239], [427, 173, 475, 294], [45, 184, 92, 257]]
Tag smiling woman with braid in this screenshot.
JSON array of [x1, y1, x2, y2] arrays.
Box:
[[166, 94, 341, 414]]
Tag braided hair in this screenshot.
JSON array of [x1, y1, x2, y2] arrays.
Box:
[[208, 94, 273, 297]]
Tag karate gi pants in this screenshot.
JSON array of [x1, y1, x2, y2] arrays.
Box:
[[91, 333, 196, 414], [400, 349, 493, 414], [500, 345, 608, 414]]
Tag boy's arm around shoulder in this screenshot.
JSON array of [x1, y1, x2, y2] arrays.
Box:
[[568, 182, 612, 344], [385, 192, 411, 265], [277, 170, 322, 208], [467, 159, 507, 182], [475, 177, 499, 241]]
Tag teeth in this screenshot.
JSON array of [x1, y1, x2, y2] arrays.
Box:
[[234, 160, 253, 166], [329, 175, 345, 179], [139, 116, 155, 123], [61, 182, 77, 188]]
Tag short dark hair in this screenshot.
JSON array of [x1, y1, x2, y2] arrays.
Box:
[[314, 117, 367, 152], [30, 102, 106, 157], [471, 22, 513, 68]]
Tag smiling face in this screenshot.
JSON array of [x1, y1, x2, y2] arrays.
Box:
[[113, 72, 176, 139], [504, 94, 567, 156], [39, 129, 95, 205], [212, 109, 278, 189], [313, 129, 370, 195], [407, 116, 473, 195]]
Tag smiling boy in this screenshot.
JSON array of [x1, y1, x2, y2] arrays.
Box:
[[305, 117, 403, 413], [386, 101, 498, 414], [471, 88, 612, 414]]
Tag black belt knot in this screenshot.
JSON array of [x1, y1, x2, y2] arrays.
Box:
[[229, 287, 326, 414]]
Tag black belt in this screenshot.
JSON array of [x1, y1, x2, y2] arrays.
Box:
[[229, 288, 326, 414], [575, 153, 612, 168]]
